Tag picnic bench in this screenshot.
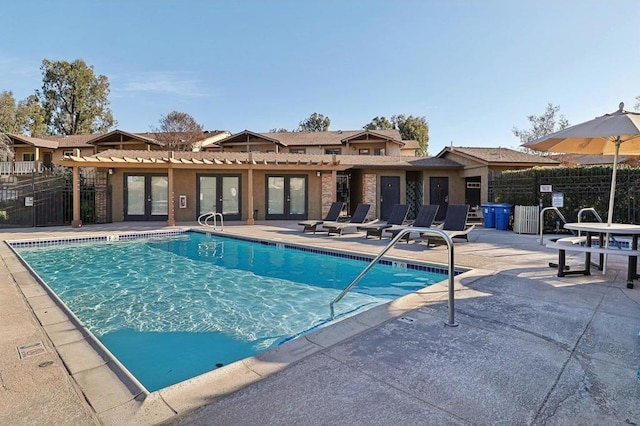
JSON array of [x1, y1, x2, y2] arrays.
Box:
[[546, 222, 640, 289]]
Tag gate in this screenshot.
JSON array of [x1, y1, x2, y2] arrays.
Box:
[[0, 170, 111, 228]]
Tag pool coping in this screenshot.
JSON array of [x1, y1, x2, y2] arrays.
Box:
[[4, 227, 475, 425]]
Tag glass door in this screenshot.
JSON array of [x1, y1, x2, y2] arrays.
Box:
[[124, 174, 168, 221], [197, 174, 241, 221], [265, 175, 307, 220]]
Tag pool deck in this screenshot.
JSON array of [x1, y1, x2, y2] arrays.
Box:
[[0, 222, 638, 425]]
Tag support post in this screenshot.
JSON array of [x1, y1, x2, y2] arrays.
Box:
[[167, 167, 176, 226], [71, 166, 82, 228], [247, 168, 255, 225]]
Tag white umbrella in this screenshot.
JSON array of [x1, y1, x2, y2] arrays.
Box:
[[524, 102, 640, 225]]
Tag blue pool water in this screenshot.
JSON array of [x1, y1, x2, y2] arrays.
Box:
[[15, 232, 447, 391]]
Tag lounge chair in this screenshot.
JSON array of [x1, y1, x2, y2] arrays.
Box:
[[385, 204, 439, 242], [321, 203, 374, 236], [358, 204, 410, 239], [298, 202, 345, 234], [426, 204, 476, 244]]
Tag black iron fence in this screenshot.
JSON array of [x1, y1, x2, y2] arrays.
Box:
[[489, 166, 640, 228], [0, 169, 111, 228]]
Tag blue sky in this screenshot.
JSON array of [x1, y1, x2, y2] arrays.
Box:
[[1, 0, 638, 155]]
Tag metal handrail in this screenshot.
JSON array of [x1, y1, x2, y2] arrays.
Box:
[[577, 207, 603, 224], [577, 207, 622, 251], [197, 212, 224, 230], [329, 227, 458, 327], [539, 207, 570, 245]]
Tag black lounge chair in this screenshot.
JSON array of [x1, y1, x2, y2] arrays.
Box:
[[298, 202, 345, 234], [385, 204, 439, 242], [358, 204, 409, 239], [322, 203, 374, 236], [425, 204, 475, 244]]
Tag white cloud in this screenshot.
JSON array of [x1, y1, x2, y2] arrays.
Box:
[[111, 71, 212, 98]]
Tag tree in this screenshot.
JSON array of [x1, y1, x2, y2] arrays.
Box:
[[16, 95, 47, 137], [0, 91, 20, 134], [268, 128, 291, 133], [298, 112, 330, 132], [363, 116, 394, 131], [364, 114, 429, 156], [393, 115, 429, 156], [634, 95, 640, 111], [513, 103, 569, 151], [38, 59, 116, 135], [0, 92, 17, 160], [153, 111, 204, 151], [0, 91, 47, 138]]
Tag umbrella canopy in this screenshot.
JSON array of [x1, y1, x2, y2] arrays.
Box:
[[524, 102, 640, 225]]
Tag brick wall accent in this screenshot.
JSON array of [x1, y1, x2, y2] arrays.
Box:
[[94, 168, 108, 223], [321, 173, 334, 217], [362, 173, 377, 219]]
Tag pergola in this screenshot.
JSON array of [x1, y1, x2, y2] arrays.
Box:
[[58, 150, 347, 227]]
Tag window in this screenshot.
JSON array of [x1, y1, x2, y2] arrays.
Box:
[[358, 148, 370, 155], [289, 148, 306, 154], [324, 148, 341, 155], [374, 148, 385, 156], [22, 153, 35, 161], [63, 150, 74, 158]]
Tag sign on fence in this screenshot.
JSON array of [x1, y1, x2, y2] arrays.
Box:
[[552, 192, 564, 208]]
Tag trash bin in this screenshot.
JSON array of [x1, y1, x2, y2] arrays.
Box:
[[482, 203, 496, 228], [495, 203, 513, 231]]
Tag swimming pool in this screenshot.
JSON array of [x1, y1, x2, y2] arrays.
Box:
[[13, 231, 452, 392]]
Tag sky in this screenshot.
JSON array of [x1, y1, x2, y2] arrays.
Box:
[[1, 0, 639, 155]]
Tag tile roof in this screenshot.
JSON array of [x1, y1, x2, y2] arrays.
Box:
[[220, 129, 404, 147], [43, 134, 96, 147], [437, 146, 559, 164], [7, 134, 58, 149]]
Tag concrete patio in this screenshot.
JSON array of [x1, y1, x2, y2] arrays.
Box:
[[0, 222, 638, 425]]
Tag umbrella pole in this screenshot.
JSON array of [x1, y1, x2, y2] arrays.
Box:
[[606, 139, 621, 226], [603, 139, 621, 274]]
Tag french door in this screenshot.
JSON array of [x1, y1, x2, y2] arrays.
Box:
[[197, 174, 241, 221], [124, 174, 168, 221], [265, 175, 307, 220]]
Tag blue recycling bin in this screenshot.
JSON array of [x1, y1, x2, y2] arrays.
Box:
[[482, 203, 496, 228], [495, 203, 513, 231]]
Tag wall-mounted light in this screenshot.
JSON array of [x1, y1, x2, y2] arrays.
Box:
[[316, 171, 321, 177], [108, 168, 114, 175]]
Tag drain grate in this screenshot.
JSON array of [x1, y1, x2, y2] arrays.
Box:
[[17, 341, 46, 359], [397, 316, 416, 324]]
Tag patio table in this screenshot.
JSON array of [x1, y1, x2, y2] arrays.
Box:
[[562, 222, 640, 289]]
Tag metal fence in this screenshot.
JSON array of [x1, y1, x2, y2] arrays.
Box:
[[0, 170, 111, 228], [489, 166, 640, 227]]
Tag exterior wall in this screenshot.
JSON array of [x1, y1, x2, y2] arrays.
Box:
[[222, 143, 279, 153], [107, 167, 325, 223], [422, 169, 465, 205], [52, 147, 95, 163], [95, 142, 157, 153], [278, 147, 328, 154], [343, 142, 401, 156], [108, 170, 124, 222]]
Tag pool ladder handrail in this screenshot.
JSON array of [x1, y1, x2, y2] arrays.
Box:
[[329, 227, 458, 327], [577, 207, 604, 224], [577, 207, 622, 249], [539, 207, 571, 245], [197, 212, 224, 230]]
